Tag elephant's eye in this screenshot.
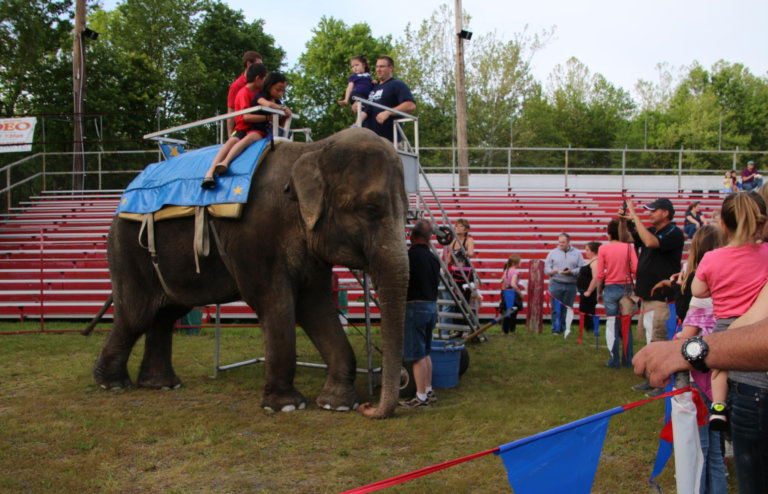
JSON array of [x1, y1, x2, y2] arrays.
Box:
[[364, 204, 384, 219]]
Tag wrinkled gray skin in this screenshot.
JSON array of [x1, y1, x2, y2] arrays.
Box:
[[93, 128, 408, 418]]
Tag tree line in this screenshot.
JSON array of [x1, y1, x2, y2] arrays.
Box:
[[1, 1, 766, 172]]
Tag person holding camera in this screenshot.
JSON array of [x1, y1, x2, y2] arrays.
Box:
[[544, 233, 583, 335], [619, 197, 685, 397]]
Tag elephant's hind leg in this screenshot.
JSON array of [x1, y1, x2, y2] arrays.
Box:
[[136, 305, 190, 389], [93, 308, 144, 389]]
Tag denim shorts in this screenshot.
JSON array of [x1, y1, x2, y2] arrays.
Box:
[[603, 283, 631, 317], [403, 301, 437, 362]]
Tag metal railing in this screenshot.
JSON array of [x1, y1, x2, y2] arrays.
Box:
[[418, 145, 768, 190], [4, 138, 765, 213]]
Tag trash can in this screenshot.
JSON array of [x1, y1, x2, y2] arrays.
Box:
[[180, 308, 203, 335], [430, 339, 464, 388]]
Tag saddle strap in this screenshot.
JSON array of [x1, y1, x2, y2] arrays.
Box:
[[193, 206, 210, 273], [138, 213, 179, 302]]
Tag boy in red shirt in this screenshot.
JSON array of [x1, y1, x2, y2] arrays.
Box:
[[202, 63, 267, 189]]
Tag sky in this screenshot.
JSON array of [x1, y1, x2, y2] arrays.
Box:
[[102, 0, 767, 96]]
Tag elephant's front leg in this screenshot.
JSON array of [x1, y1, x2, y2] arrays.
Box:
[[296, 283, 359, 412], [258, 301, 307, 412]]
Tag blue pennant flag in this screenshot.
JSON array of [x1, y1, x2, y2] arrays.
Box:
[[159, 142, 185, 159], [496, 407, 623, 493]]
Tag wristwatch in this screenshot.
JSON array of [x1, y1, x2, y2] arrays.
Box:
[[681, 335, 710, 372]]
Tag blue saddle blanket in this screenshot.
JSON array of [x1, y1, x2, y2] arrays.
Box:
[[116, 137, 271, 215]]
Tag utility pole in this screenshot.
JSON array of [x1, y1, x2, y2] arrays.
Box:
[[454, 0, 469, 190], [72, 0, 86, 190]]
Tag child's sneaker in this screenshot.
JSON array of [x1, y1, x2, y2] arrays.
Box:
[[709, 402, 728, 431], [398, 396, 430, 409], [427, 390, 437, 403]]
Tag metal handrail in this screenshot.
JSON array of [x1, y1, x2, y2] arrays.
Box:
[[352, 96, 419, 154], [351, 96, 418, 121], [143, 105, 287, 140]]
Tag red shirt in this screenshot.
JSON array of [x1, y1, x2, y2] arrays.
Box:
[[596, 242, 638, 284], [227, 72, 247, 109], [233, 86, 257, 132]]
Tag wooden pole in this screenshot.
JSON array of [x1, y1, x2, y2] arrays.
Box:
[[454, 0, 469, 190], [72, 0, 85, 191], [526, 259, 544, 333]]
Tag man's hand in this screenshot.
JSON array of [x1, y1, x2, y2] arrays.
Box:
[[633, 339, 690, 388], [651, 279, 671, 297], [376, 110, 391, 124], [618, 198, 637, 222]]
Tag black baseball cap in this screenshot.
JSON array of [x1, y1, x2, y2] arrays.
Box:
[[643, 197, 675, 218]]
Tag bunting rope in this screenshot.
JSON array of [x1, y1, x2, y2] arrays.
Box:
[[340, 387, 697, 493]]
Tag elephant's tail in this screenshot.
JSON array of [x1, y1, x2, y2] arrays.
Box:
[[82, 294, 113, 336]]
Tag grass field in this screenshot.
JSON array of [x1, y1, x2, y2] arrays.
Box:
[[0, 320, 735, 493]]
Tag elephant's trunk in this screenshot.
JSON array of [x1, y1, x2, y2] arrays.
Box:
[[358, 248, 409, 418]]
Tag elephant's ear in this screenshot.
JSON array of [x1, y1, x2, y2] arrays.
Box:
[[287, 150, 325, 231]]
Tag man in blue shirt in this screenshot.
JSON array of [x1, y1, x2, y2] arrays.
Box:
[[363, 57, 416, 142], [544, 233, 583, 335]]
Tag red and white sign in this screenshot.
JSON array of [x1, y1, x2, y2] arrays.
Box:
[[0, 117, 37, 153]]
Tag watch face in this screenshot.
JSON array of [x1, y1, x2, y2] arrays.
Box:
[[686, 341, 702, 357]]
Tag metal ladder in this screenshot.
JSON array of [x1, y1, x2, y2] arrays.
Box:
[[374, 100, 481, 339]]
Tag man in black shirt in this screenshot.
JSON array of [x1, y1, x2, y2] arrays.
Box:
[[400, 220, 441, 408], [620, 197, 684, 397]]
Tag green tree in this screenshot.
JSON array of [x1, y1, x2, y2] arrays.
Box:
[[545, 58, 635, 149], [289, 16, 392, 139], [173, 2, 285, 144], [0, 0, 73, 116], [709, 61, 768, 151], [395, 4, 549, 171]]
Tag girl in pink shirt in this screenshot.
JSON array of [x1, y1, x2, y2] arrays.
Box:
[[693, 192, 768, 429], [500, 254, 524, 334]]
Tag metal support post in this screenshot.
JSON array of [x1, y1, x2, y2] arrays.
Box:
[[364, 273, 374, 397]]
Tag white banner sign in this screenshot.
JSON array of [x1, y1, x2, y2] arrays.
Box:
[[0, 117, 37, 153]]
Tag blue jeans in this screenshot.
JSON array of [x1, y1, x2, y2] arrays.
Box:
[[743, 178, 763, 191], [695, 389, 728, 494], [729, 381, 768, 493], [403, 301, 437, 362], [549, 280, 577, 333], [603, 284, 633, 367], [684, 223, 698, 240]]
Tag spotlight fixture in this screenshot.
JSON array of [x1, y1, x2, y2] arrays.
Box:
[[82, 27, 100, 40], [457, 30, 472, 40]]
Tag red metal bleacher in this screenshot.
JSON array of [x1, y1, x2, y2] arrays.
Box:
[[0, 188, 725, 321]]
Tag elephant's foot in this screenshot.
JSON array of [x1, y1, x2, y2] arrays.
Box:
[[93, 359, 133, 390], [261, 389, 307, 412], [316, 382, 360, 412], [137, 368, 182, 390]]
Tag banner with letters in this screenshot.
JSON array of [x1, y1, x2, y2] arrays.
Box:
[[0, 117, 37, 153]]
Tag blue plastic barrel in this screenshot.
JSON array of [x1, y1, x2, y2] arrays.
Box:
[[430, 339, 464, 388]]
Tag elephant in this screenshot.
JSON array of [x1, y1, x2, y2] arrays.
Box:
[[90, 127, 409, 418]]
